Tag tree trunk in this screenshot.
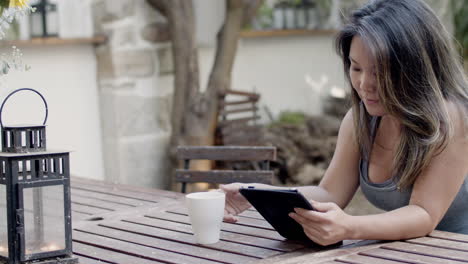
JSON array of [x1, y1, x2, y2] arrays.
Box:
[[164, 0, 206, 148], [146, 0, 263, 183]]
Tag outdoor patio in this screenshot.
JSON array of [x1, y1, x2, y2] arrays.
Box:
[[0, 0, 466, 263]]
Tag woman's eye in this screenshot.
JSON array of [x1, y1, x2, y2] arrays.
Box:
[[351, 67, 361, 72]]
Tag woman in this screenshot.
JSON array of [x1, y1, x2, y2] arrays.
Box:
[[220, 0, 468, 246]]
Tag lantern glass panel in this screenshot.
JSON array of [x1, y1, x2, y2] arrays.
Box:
[[23, 185, 65, 255], [0, 185, 7, 257]]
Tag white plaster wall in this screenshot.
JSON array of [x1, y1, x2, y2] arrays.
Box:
[[198, 34, 346, 121], [0, 45, 105, 181], [194, 0, 225, 47]]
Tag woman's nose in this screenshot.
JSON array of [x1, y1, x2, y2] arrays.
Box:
[[360, 72, 376, 93]]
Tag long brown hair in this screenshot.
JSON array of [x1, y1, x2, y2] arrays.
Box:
[[336, 0, 468, 188]]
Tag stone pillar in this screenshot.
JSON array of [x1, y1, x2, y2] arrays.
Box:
[[91, 0, 173, 189]]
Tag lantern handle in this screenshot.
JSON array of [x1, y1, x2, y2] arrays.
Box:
[[0, 88, 48, 129]]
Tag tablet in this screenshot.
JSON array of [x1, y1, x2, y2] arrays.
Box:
[[239, 186, 315, 241]]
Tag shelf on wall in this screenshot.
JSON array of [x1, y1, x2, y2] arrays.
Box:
[[239, 29, 338, 38], [0, 35, 107, 47]]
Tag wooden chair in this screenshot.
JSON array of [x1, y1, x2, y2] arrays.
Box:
[[216, 89, 263, 146], [175, 146, 277, 193]]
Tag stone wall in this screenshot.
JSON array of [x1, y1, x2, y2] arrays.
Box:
[[91, 0, 173, 189]]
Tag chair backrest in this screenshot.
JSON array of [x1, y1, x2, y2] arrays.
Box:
[[217, 89, 262, 146], [175, 146, 277, 193]]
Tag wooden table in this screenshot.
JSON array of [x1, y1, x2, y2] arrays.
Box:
[[70, 177, 468, 264]]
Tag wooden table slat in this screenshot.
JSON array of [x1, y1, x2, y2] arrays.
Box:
[[337, 253, 407, 264], [74, 241, 163, 264], [71, 188, 158, 207], [168, 208, 275, 230], [71, 177, 183, 201], [72, 202, 114, 215], [429, 231, 468, 243], [104, 222, 282, 258], [71, 201, 114, 215], [253, 240, 385, 264], [407, 236, 468, 252], [77, 222, 273, 261], [316, 261, 350, 264], [73, 254, 114, 264], [71, 184, 169, 204], [359, 247, 467, 264], [381, 241, 468, 262], [106, 222, 284, 258], [144, 210, 285, 240], [72, 211, 93, 221], [121, 216, 304, 252], [71, 195, 135, 211], [73, 230, 225, 264]]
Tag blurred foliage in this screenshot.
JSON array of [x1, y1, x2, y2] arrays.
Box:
[[278, 0, 331, 8], [270, 111, 306, 127], [249, 0, 372, 31], [451, 0, 468, 59]]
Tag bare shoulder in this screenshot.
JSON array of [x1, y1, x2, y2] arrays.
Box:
[[446, 100, 468, 140], [437, 100, 468, 170], [337, 108, 360, 150], [335, 108, 359, 154], [339, 108, 356, 136]]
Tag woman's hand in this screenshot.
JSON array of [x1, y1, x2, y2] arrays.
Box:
[[219, 183, 252, 223], [289, 201, 354, 246]]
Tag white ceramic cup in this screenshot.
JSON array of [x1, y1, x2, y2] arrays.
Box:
[[186, 191, 226, 244]]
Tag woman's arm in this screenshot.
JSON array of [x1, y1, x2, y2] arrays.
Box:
[[291, 104, 468, 244], [299, 109, 361, 208]]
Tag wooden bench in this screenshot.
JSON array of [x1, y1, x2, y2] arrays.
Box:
[[216, 89, 263, 146], [175, 146, 277, 193]]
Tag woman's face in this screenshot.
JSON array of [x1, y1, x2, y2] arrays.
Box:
[[349, 36, 386, 116]]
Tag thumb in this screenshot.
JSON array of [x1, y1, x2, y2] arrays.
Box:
[[220, 183, 241, 193], [223, 212, 239, 223], [219, 184, 228, 192], [311, 201, 337, 212]]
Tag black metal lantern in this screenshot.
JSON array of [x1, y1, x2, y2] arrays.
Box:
[[0, 89, 78, 264], [30, 0, 58, 38]]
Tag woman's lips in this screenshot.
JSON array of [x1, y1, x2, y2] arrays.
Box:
[[365, 98, 379, 104]]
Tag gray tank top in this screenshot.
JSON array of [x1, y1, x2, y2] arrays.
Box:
[[359, 116, 468, 234]]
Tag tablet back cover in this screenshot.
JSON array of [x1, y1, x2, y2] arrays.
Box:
[[240, 188, 313, 241]]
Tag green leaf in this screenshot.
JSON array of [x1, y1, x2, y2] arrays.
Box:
[[451, 0, 468, 59], [0, 0, 9, 8]]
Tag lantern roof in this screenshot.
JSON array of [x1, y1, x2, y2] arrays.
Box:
[[3, 124, 47, 129], [0, 150, 70, 157]]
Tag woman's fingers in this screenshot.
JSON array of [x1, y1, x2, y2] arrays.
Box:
[[291, 201, 349, 246], [290, 210, 318, 224], [220, 183, 239, 193], [289, 211, 325, 236], [303, 227, 327, 245], [289, 211, 330, 245], [293, 208, 328, 222], [223, 211, 238, 223], [220, 183, 251, 221]]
